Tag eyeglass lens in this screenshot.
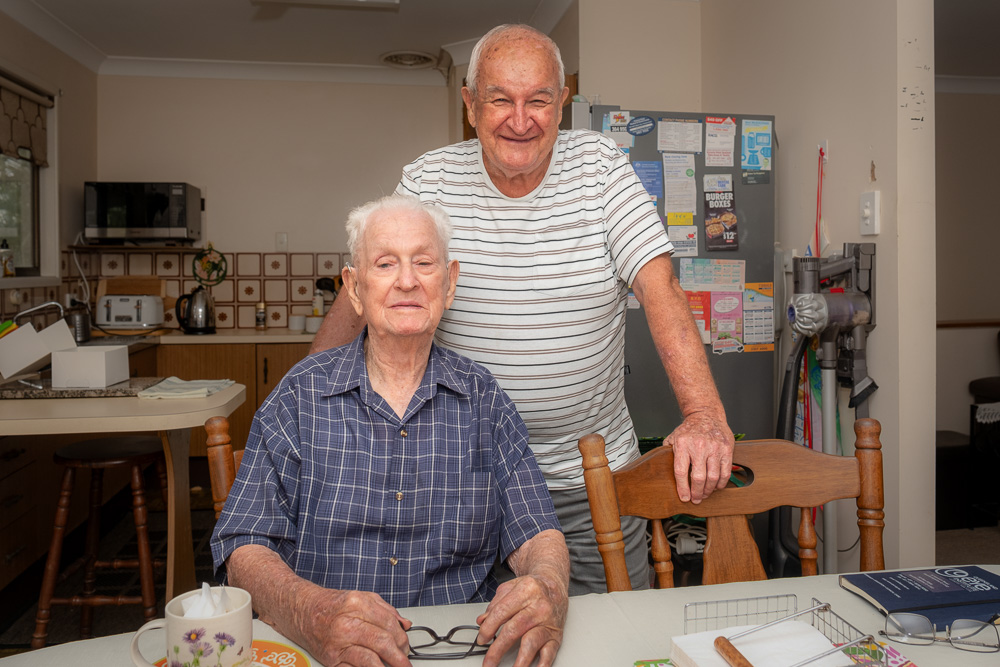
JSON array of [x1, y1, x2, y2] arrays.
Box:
[[407, 625, 490, 660], [884, 613, 999, 653]]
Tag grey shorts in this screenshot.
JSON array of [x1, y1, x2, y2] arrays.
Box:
[[550, 484, 651, 595]]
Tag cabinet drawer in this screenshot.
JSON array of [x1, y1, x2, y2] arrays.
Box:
[[0, 461, 36, 530], [0, 441, 36, 480], [0, 507, 38, 591]]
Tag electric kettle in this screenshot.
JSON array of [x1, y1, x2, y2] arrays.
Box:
[[175, 286, 216, 334]]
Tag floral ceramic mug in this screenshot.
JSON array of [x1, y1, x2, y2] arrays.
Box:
[[130, 586, 253, 667]]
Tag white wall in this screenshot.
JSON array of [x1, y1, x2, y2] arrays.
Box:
[[579, 0, 936, 570], [0, 11, 97, 248], [578, 0, 701, 111], [97, 76, 448, 253]]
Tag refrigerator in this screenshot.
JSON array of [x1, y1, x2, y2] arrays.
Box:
[[589, 105, 780, 568]]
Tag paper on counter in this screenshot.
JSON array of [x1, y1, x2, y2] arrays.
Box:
[[670, 620, 854, 667], [137, 376, 234, 399]]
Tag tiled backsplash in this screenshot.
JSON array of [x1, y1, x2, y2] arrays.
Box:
[[0, 247, 347, 331]]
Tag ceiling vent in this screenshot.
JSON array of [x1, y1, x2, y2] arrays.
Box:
[[379, 50, 436, 69]]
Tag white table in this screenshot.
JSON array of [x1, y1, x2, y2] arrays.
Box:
[[4, 565, 997, 666], [0, 383, 246, 598]]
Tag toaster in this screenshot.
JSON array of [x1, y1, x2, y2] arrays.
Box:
[[96, 294, 165, 329]]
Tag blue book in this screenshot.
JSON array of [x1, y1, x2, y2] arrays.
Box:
[[840, 566, 1000, 629]]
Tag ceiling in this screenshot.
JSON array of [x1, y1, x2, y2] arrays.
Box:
[[1, 0, 997, 85], [1, 0, 574, 85]]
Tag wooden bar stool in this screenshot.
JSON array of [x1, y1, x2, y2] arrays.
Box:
[[31, 436, 168, 649]]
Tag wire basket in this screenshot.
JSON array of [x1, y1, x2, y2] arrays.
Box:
[[682, 594, 887, 666]]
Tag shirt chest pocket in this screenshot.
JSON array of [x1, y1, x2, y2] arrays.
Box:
[[525, 234, 616, 298], [441, 470, 499, 559]]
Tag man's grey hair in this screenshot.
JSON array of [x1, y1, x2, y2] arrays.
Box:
[[345, 194, 452, 267], [466, 24, 565, 96]]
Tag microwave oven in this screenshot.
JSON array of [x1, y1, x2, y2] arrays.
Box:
[[84, 182, 202, 244]]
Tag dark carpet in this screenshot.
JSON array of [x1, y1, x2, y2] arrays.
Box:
[[0, 476, 218, 658]]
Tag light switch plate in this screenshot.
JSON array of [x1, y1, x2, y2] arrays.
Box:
[[859, 191, 880, 235]]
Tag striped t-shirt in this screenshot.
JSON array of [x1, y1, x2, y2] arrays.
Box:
[[396, 129, 673, 489]]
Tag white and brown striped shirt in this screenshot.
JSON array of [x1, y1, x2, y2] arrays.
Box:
[[396, 130, 672, 489]]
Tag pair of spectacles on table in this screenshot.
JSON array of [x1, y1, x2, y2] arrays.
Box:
[[880, 612, 1000, 653], [406, 625, 492, 660]]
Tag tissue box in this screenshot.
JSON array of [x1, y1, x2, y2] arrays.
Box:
[[51, 345, 129, 388], [0, 320, 77, 379]]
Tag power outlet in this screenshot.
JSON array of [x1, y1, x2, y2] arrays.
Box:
[[859, 191, 880, 236]]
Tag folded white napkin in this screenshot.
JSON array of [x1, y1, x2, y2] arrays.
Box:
[[670, 620, 854, 667], [137, 376, 234, 399], [182, 582, 236, 618]]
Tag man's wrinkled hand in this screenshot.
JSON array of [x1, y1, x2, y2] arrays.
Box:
[[297, 588, 412, 667], [664, 412, 735, 504], [475, 573, 567, 667]]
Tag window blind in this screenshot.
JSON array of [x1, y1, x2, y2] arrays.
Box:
[[0, 71, 54, 168]]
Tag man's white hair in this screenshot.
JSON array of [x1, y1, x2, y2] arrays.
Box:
[[466, 24, 565, 96], [345, 194, 452, 266]]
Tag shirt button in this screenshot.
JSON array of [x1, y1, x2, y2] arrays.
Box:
[[400, 428, 408, 437], [389, 556, 398, 566], [395, 491, 403, 501]]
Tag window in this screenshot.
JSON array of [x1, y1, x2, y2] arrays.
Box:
[[0, 154, 39, 274], [0, 74, 53, 278]]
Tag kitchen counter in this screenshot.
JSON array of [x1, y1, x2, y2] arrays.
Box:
[[154, 329, 316, 344], [0, 376, 162, 399], [86, 328, 316, 346]]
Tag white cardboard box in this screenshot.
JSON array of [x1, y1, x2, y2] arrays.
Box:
[[51, 345, 129, 388], [0, 320, 77, 379]]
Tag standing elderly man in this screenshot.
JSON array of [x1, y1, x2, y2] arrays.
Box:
[[311, 23, 735, 594], [213, 195, 569, 667]]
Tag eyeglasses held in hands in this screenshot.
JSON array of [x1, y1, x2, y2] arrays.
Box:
[[880, 612, 999, 653], [407, 625, 492, 660]]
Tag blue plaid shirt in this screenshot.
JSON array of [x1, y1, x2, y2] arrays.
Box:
[[211, 330, 560, 608]]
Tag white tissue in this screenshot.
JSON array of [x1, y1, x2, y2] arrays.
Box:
[[182, 582, 236, 618]]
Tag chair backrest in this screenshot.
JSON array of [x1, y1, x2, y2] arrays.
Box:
[[204, 416, 243, 519], [578, 418, 885, 591]]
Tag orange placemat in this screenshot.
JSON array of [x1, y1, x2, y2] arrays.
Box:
[[154, 639, 311, 666]]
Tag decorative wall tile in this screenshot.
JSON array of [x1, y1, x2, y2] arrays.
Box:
[[163, 309, 178, 327], [182, 279, 201, 294], [237, 279, 261, 302], [77, 253, 92, 276], [211, 279, 235, 303], [215, 305, 235, 329], [263, 253, 287, 277], [290, 304, 312, 316], [266, 304, 287, 328], [290, 254, 314, 276], [156, 253, 181, 276], [290, 279, 313, 301], [264, 279, 287, 303], [182, 254, 194, 277], [164, 279, 181, 298], [101, 253, 125, 276], [237, 305, 256, 329], [236, 253, 261, 277], [128, 253, 154, 275], [222, 253, 235, 280], [61, 252, 70, 278], [317, 254, 340, 274]]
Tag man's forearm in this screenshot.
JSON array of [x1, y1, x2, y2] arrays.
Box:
[[309, 292, 364, 354], [226, 545, 326, 639], [506, 529, 570, 593], [631, 255, 726, 421]]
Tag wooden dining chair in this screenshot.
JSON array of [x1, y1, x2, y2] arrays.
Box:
[[578, 418, 885, 591], [204, 416, 244, 519]]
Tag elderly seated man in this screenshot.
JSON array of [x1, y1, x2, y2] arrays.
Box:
[[211, 194, 569, 667]]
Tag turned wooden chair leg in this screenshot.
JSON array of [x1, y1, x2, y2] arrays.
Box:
[[130, 463, 159, 622], [32, 467, 75, 650], [80, 469, 105, 639]]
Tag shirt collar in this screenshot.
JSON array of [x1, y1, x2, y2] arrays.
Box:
[[322, 327, 470, 400]]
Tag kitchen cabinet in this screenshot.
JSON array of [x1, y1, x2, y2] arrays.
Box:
[[156, 342, 310, 455]]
